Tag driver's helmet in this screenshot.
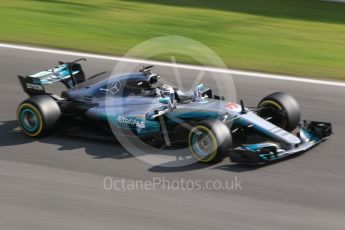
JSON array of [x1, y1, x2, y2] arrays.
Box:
[[141, 87, 157, 96], [157, 84, 175, 99], [141, 83, 175, 98]]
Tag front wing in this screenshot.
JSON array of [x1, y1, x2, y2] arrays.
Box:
[[230, 121, 332, 165]]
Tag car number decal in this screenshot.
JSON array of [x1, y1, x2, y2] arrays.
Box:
[[225, 102, 238, 110]]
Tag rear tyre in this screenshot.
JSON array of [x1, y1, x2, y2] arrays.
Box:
[[17, 95, 61, 137], [258, 92, 300, 132], [188, 120, 232, 163]]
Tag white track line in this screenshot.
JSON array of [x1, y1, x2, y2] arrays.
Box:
[[1, 42, 345, 87]]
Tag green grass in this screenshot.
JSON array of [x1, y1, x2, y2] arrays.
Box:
[[0, 0, 345, 79]]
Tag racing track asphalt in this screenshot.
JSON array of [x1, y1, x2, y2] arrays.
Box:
[[0, 46, 344, 230]]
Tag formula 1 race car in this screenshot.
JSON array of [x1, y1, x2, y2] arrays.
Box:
[[16, 59, 332, 165]]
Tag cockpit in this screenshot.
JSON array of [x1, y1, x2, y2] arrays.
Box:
[[64, 65, 216, 104]]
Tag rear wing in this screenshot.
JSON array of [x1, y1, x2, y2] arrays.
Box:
[[18, 58, 86, 96]]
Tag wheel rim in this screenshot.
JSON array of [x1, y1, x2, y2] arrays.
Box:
[[17, 103, 43, 137], [259, 101, 287, 129], [192, 132, 212, 157], [20, 108, 39, 132], [189, 126, 218, 162]]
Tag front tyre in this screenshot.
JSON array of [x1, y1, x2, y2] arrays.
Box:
[[258, 92, 300, 132], [17, 95, 61, 137], [188, 120, 232, 163]]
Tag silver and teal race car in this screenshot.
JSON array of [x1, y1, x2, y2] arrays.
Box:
[[16, 60, 332, 165]]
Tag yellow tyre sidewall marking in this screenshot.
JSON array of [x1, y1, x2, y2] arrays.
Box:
[[189, 125, 218, 163], [17, 103, 43, 137], [259, 100, 283, 110]]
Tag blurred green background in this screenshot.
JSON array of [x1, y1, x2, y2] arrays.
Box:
[[0, 0, 344, 79]]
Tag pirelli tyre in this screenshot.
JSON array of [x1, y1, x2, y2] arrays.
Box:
[[258, 92, 301, 132], [188, 120, 232, 163], [17, 95, 61, 137]]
